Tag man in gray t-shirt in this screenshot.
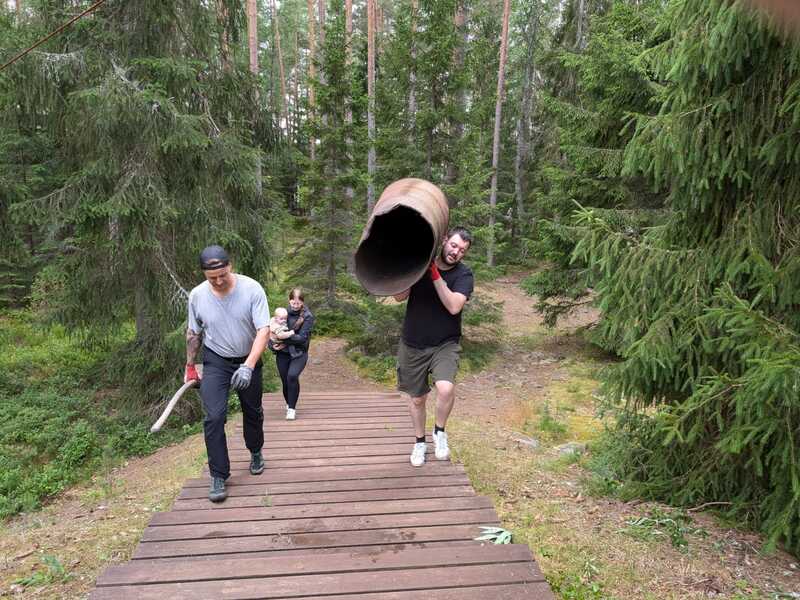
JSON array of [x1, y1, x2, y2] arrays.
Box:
[[184, 245, 270, 503]]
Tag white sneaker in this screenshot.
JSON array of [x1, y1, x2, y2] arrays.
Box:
[[410, 442, 427, 467], [286, 408, 296, 420], [433, 430, 450, 460]]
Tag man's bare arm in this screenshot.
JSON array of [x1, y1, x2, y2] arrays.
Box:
[[432, 279, 468, 315], [186, 328, 203, 364], [244, 327, 270, 369]]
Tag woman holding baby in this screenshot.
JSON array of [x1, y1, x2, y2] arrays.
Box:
[[269, 287, 315, 420]]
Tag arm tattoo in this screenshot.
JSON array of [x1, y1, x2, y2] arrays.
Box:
[[186, 329, 203, 364]]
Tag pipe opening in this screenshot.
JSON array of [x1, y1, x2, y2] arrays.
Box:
[[355, 205, 435, 295]]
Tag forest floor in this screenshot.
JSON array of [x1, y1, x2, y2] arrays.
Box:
[[1, 277, 798, 599]]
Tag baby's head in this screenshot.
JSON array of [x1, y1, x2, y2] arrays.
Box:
[[274, 307, 288, 325]]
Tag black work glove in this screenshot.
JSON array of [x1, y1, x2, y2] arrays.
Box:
[[231, 365, 253, 390]]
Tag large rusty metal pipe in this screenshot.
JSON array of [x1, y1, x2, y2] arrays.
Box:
[[355, 178, 449, 296]]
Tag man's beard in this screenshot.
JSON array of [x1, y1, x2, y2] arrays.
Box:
[[441, 247, 459, 265]]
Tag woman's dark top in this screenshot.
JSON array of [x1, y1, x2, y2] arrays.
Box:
[[274, 306, 314, 359]]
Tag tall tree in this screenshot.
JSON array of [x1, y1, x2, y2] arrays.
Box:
[[486, 0, 511, 267], [344, 0, 354, 204], [2, 0, 278, 401], [575, 0, 800, 555], [271, 0, 290, 131], [306, 0, 317, 161], [512, 1, 540, 235], [296, 1, 353, 305], [407, 0, 418, 144], [367, 0, 376, 214]]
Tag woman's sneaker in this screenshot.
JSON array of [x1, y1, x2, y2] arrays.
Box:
[[410, 442, 427, 467], [286, 407, 296, 420], [433, 430, 450, 460]]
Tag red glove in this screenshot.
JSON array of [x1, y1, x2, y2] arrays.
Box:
[[184, 363, 200, 384], [429, 262, 441, 281]]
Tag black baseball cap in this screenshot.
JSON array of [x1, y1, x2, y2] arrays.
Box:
[[199, 245, 230, 270]]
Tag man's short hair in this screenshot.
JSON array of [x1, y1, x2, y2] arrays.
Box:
[[446, 226, 473, 246]]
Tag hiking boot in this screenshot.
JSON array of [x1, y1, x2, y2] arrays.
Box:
[[286, 408, 296, 420], [249, 451, 264, 475], [410, 442, 427, 467], [209, 476, 227, 503], [433, 430, 450, 461]]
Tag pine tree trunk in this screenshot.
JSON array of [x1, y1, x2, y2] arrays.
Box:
[[247, 0, 262, 199], [15, 0, 22, 21], [367, 0, 376, 215], [344, 0, 354, 204], [575, 0, 588, 51], [216, 0, 233, 72], [307, 0, 316, 161], [513, 6, 539, 237], [407, 0, 417, 144], [445, 1, 467, 186], [487, 0, 511, 267], [293, 27, 300, 145], [271, 0, 290, 134]]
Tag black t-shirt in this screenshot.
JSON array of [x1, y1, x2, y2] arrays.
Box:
[[401, 262, 474, 348]]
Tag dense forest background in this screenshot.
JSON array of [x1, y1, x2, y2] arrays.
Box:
[[1, 0, 798, 559]]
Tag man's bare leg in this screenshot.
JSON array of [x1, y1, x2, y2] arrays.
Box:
[[432, 380, 455, 460], [408, 393, 428, 438], [434, 380, 455, 429]]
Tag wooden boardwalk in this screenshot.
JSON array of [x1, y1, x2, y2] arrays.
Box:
[[91, 391, 553, 599]]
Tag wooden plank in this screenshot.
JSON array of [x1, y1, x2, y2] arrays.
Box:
[[227, 442, 413, 460], [133, 524, 492, 559], [201, 460, 456, 479], [177, 474, 471, 499], [183, 463, 465, 488], [257, 417, 410, 427], [172, 485, 476, 511], [98, 544, 533, 586], [140, 508, 500, 542], [247, 429, 417, 441], [254, 436, 430, 450], [217, 455, 414, 472], [234, 422, 411, 433], [89, 563, 544, 600], [269, 584, 556, 600], [220, 456, 413, 472], [151, 497, 493, 526]]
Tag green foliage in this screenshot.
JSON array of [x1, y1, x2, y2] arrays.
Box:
[[474, 526, 513, 544], [576, 0, 800, 556], [1, 0, 281, 405], [0, 311, 202, 519], [619, 507, 708, 551], [548, 559, 612, 600], [530, 0, 667, 324], [14, 554, 72, 588]]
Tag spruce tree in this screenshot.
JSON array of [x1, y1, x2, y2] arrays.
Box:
[[2, 0, 280, 402], [524, 0, 666, 324], [578, 0, 800, 555], [295, 1, 355, 306]]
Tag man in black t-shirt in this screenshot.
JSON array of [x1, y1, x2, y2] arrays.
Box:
[[393, 227, 474, 467]]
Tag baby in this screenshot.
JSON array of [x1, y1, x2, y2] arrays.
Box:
[[269, 307, 295, 350]]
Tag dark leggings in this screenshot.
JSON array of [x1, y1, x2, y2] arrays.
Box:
[[276, 352, 308, 409]]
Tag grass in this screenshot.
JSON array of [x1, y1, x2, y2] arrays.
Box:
[[0, 309, 268, 520]]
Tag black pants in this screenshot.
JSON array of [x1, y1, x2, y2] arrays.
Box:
[[276, 351, 308, 409], [201, 348, 264, 480]]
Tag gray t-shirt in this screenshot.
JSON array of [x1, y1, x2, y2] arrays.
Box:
[[187, 274, 270, 358]]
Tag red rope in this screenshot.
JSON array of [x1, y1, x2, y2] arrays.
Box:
[[0, 0, 108, 74]]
